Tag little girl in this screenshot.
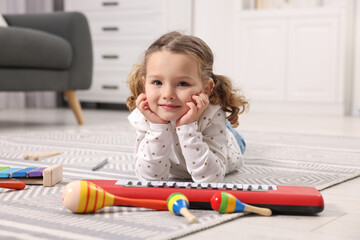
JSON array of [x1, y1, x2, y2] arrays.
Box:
[[126, 31, 248, 183]]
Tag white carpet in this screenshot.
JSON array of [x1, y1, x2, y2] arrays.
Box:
[[0, 122, 360, 240]]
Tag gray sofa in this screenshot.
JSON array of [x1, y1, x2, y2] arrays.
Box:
[[0, 11, 93, 125]]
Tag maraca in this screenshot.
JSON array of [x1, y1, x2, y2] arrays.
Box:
[[62, 180, 168, 213], [167, 193, 197, 224], [211, 192, 272, 216]]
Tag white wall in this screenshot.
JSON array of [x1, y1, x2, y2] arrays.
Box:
[[193, 0, 238, 80], [193, 0, 357, 116], [352, 1, 360, 116]]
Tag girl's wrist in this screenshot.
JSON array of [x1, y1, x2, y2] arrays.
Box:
[[175, 121, 198, 134], [149, 121, 172, 131]]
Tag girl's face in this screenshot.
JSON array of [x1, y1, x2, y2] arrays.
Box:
[[143, 51, 209, 122]]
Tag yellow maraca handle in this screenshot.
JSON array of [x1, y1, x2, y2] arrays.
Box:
[[244, 204, 272, 216]]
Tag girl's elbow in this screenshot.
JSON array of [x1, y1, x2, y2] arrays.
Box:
[[192, 169, 226, 183], [135, 166, 169, 182]]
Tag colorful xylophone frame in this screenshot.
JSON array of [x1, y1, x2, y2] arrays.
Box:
[[0, 164, 62, 187]]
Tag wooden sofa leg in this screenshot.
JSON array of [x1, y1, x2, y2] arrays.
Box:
[[64, 90, 84, 125]]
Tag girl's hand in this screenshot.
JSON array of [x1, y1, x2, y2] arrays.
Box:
[[176, 93, 209, 127], [136, 93, 169, 124]]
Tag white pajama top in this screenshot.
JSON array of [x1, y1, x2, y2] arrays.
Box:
[[128, 104, 244, 183]]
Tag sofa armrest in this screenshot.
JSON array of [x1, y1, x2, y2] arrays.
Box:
[[3, 12, 93, 90]]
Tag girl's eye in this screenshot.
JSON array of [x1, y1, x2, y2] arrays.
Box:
[[178, 81, 189, 87], [152, 80, 162, 86]]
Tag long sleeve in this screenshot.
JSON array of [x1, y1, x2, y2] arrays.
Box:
[[176, 110, 228, 183], [135, 122, 173, 181], [128, 109, 172, 181], [128, 106, 244, 183]]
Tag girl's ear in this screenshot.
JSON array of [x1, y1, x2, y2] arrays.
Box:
[[141, 76, 145, 85], [204, 78, 214, 96]]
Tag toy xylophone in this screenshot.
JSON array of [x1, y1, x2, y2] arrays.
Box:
[[85, 179, 324, 214], [0, 165, 62, 187]]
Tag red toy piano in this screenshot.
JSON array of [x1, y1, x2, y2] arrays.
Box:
[[85, 179, 324, 214]]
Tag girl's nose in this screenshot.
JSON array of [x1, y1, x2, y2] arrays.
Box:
[[162, 86, 176, 100]]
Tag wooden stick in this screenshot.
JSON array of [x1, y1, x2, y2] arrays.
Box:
[[32, 151, 61, 160], [0, 181, 26, 190], [91, 158, 108, 171], [180, 208, 197, 224], [244, 204, 272, 216]]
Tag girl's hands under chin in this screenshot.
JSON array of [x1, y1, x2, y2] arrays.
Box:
[[136, 93, 169, 124], [176, 93, 209, 127]]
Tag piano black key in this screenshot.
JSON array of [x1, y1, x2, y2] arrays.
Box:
[[165, 181, 176, 187], [227, 183, 235, 189], [176, 182, 187, 188], [234, 183, 243, 190], [114, 179, 275, 192]]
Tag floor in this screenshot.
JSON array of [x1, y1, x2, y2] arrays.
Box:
[[0, 107, 359, 240]]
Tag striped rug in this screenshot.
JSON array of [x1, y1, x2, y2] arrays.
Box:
[[0, 122, 359, 240]]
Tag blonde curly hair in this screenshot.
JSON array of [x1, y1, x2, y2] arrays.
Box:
[[126, 31, 248, 128]]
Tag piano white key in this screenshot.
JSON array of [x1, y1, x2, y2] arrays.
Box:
[[156, 181, 167, 187], [140, 181, 149, 186], [225, 183, 235, 189], [191, 182, 199, 188], [209, 183, 218, 189], [115, 179, 129, 186], [269, 185, 277, 190], [216, 183, 226, 189], [115, 180, 277, 192], [166, 181, 176, 187], [134, 181, 142, 186], [253, 184, 268, 192], [150, 181, 158, 187], [176, 182, 187, 188]]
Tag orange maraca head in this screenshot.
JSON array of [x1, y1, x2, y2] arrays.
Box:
[[62, 180, 115, 213]]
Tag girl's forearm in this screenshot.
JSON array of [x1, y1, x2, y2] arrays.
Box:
[[176, 122, 227, 183], [135, 123, 173, 181]]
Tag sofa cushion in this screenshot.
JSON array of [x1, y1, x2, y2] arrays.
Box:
[[0, 26, 72, 70]]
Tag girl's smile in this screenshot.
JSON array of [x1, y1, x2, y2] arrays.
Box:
[[159, 104, 180, 110]]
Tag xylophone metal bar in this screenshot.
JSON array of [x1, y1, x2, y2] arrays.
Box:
[[0, 165, 63, 187]]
